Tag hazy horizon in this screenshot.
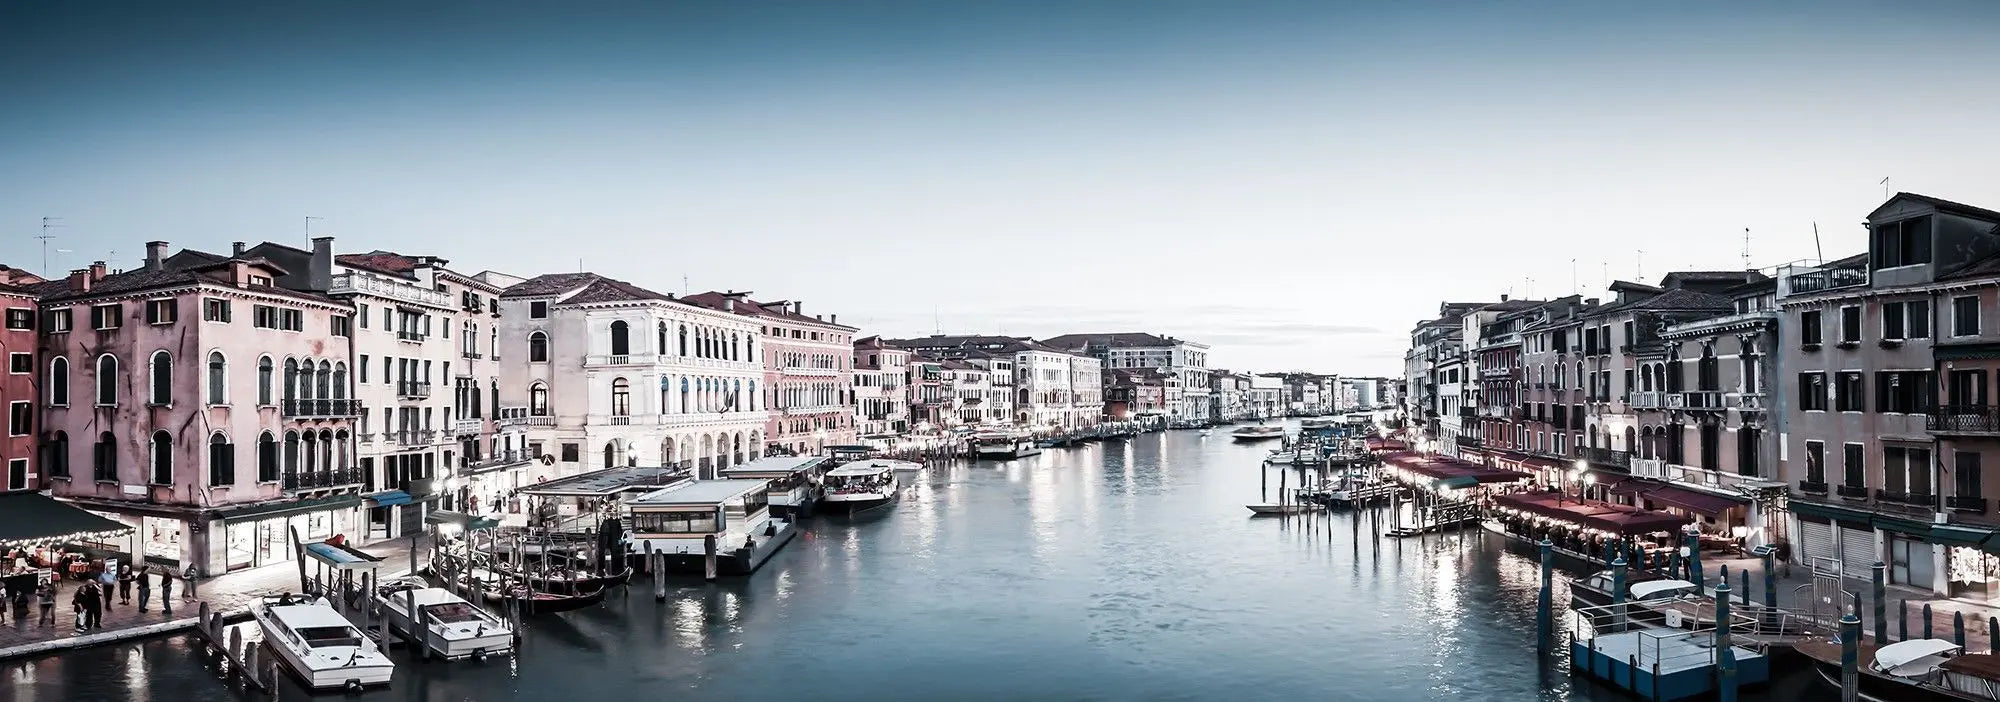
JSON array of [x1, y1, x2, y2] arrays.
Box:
[[7, 1, 2000, 374]]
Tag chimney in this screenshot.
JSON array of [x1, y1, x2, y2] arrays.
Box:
[[66, 268, 91, 293], [830, 313, 838, 324], [793, 301, 802, 315], [145, 241, 168, 272], [310, 236, 334, 292], [231, 241, 246, 257], [724, 298, 735, 313], [88, 261, 106, 281], [1499, 294, 1509, 302]]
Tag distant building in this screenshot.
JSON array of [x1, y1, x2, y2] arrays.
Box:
[[683, 292, 858, 455], [1041, 332, 1209, 421]]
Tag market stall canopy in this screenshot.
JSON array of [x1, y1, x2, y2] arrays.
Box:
[[1493, 490, 1692, 537], [0, 493, 133, 547], [1611, 480, 1748, 517], [1381, 451, 1531, 486], [424, 510, 502, 531], [1365, 438, 1409, 452]]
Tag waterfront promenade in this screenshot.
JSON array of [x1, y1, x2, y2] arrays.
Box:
[[0, 538, 423, 661]]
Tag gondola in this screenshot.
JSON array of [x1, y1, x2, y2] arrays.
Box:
[[522, 566, 633, 595], [482, 583, 609, 616]]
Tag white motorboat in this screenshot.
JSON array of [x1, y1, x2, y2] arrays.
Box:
[[1264, 450, 1296, 465], [376, 580, 514, 661], [870, 459, 925, 474], [822, 462, 898, 514], [1231, 426, 1286, 441], [1198, 429, 1212, 437], [250, 594, 394, 691], [973, 431, 1041, 459]]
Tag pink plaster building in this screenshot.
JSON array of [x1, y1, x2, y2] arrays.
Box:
[[684, 292, 857, 455], [35, 239, 360, 575]]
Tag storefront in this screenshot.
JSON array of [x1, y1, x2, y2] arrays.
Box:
[[208, 495, 364, 574]]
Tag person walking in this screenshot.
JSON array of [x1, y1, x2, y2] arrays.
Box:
[[135, 566, 151, 613], [37, 583, 55, 627], [81, 582, 102, 630], [117, 566, 133, 605], [98, 567, 116, 612], [157, 568, 173, 615], [70, 583, 88, 631]]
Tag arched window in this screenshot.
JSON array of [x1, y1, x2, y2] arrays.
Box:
[[257, 356, 274, 406], [283, 430, 300, 476], [657, 322, 668, 355], [316, 360, 332, 399], [44, 430, 69, 478], [529, 383, 549, 416], [207, 352, 227, 405], [257, 432, 279, 483], [611, 378, 631, 416], [610, 320, 631, 356], [48, 357, 69, 406], [729, 332, 739, 361], [318, 429, 333, 474], [334, 430, 348, 470], [748, 380, 757, 411], [298, 359, 315, 400], [283, 358, 299, 403], [208, 432, 233, 486], [680, 377, 689, 414], [149, 350, 173, 405], [679, 326, 688, 356], [529, 331, 549, 362], [301, 431, 317, 473], [332, 362, 348, 400], [149, 430, 173, 485], [93, 431, 116, 481]]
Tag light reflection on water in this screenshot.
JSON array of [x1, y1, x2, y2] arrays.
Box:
[[5, 426, 1826, 701]]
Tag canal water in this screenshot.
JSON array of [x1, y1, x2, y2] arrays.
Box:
[[6, 426, 1822, 701]]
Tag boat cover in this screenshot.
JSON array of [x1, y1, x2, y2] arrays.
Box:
[[1874, 638, 1960, 676]]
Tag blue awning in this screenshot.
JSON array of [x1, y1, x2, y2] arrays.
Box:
[[365, 490, 412, 507]]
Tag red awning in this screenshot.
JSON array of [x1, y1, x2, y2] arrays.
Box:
[[1382, 451, 1531, 485], [1614, 481, 1748, 517], [1365, 438, 1409, 452], [1493, 490, 1692, 537]]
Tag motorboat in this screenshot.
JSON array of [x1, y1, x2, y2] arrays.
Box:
[[1231, 426, 1286, 442], [250, 594, 394, 691], [1567, 569, 1668, 610], [1264, 450, 1296, 465], [873, 459, 925, 474], [626, 479, 800, 576], [821, 462, 899, 514], [973, 431, 1041, 459], [374, 580, 514, 661], [1796, 637, 2000, 701], [1246, 502, 1320, 516], [1198, 429, 1212, 437], [722, 455, 833, 518]]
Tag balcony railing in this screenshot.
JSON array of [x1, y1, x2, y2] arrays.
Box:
[[461, 350, 483, 360], [1787, 267, 1868, 294], [397, 381, 432, 399], [1877, 490, 1935, 507], [1628, 391, 1662, 410], [1930, 405, 2000, 435], [1678, 391, 1725, 410], [282, 468, 365, 492], [586, 354, 659, 366], [397, 330, 428, 343], [1948, 496, 1989, 513], [328, 272, 453, 307], [392, 430, 437, 446], [1578, 447, 1631, 470], [1458, 407, 1478, 419], [281, 398, 362, 419], [460, 450, 535, 475], [452, 418, 484, 436]]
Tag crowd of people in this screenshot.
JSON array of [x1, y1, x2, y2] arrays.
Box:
[[0, 560, 193, 631]]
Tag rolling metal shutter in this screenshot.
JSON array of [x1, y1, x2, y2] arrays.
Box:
[[1799, 519, 1837, 568], [1840, 524, 1878, 580]]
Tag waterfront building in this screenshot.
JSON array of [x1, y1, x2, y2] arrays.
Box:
[[886, 335, 1101, 429], [851, 336, 910, 441], [1208, 369, 1252, 421], [1780, 192, 2000, 595], [1405, 303, 1487, 452], [907, 358, 954, 430], [36, 241, 361, 575], [684, 292, 858, 456], [1624, 276, 1785, 550], [943, 359, 988, 427], [1, 276, 37, 493], [1041, 333, 1210, 422], [957, 350, 1015, 426], [497, 273, 765, 481], [1104, 368, 1173, 420], [1248, 374, 1284, 420]]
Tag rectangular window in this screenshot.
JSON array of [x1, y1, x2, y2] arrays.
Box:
[[331, 315, 351, 337], [530, 301, 548, 319], [1843, 443, 1865, 488], [3, 309, 31, 330], [248, 274, 273, 287], [1873, 215, 1933, 269], [1840, 306, 1861, 343], [203, 298, 231, 322], [1955, 296, 1983, 337], [1805, 441, 1826, 484], [7, 401, 28, 436], [1957, 452, 1983, 500], [1835, 371, 1866, 412], [1874, 370, 1935, 414], [7, 353, 27, 374], [1800, 310, 1823, 346], [358, 303, 369, 328], [44, 309, 70, 333], [280, 309, 302, 331], [1882, 446, 1933, 499], [359, 355, 370, 383], [145, 299, 177, 325], [1948, 369, 1988, 407], [253, 305, 278, 329], [1881, 300, 1931, 340], [560, 443, 579, 462], [92, 304, 121, 330]]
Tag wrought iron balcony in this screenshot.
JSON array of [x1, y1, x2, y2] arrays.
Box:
[[1948, 496, 1989, 513], [1930, 405, 2000, 435], [1787, 267, 1867, 294], [281, 398, 362, 419], [1578, 447, 1631, 470], [397, 381, 432, 399], [282, 468, 365, 492], [1677, 391, 1725, 411], [397, 329, 428, 343]]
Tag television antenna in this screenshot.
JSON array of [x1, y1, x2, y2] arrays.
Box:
[[37, 217, 64, 274]]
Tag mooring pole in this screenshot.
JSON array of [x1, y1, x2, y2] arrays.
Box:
[[1715, 580, 1737, 702], [1872, 562, 1888, 643], [1840, 608, 1861, 702], [1537, 537, 1553, 656], [1610, 553, 1628, 631]]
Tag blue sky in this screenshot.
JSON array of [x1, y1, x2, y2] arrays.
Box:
[[5, 1, 2000, 374]]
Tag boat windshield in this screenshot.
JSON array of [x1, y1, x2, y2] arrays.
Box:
[[424, 602, 487, 624], [297, 625, 364, 648]]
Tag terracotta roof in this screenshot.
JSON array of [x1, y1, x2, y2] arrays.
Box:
[[37, 256, 333, 305], [562, 278, 673, 305], [680, 291, 856, 330], [1040, 332, 1176, 350], [500, 272, 604, 298], [336, 251, 423, 277]]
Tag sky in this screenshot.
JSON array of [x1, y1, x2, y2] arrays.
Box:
[[5, 1, 2000, 375]]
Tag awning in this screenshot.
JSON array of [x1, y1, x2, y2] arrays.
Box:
[[212, 494, 363, 521], [0, 493, 135, 547], [1492, 490, 1692, 537], [1436, 476, 1481, 490], [424, 510, 501, 531], [365, 490, 413, 507], [1930, 523, 1995, 547], [302, 540, 384, 570], [1615, 481, 1749, 517]]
